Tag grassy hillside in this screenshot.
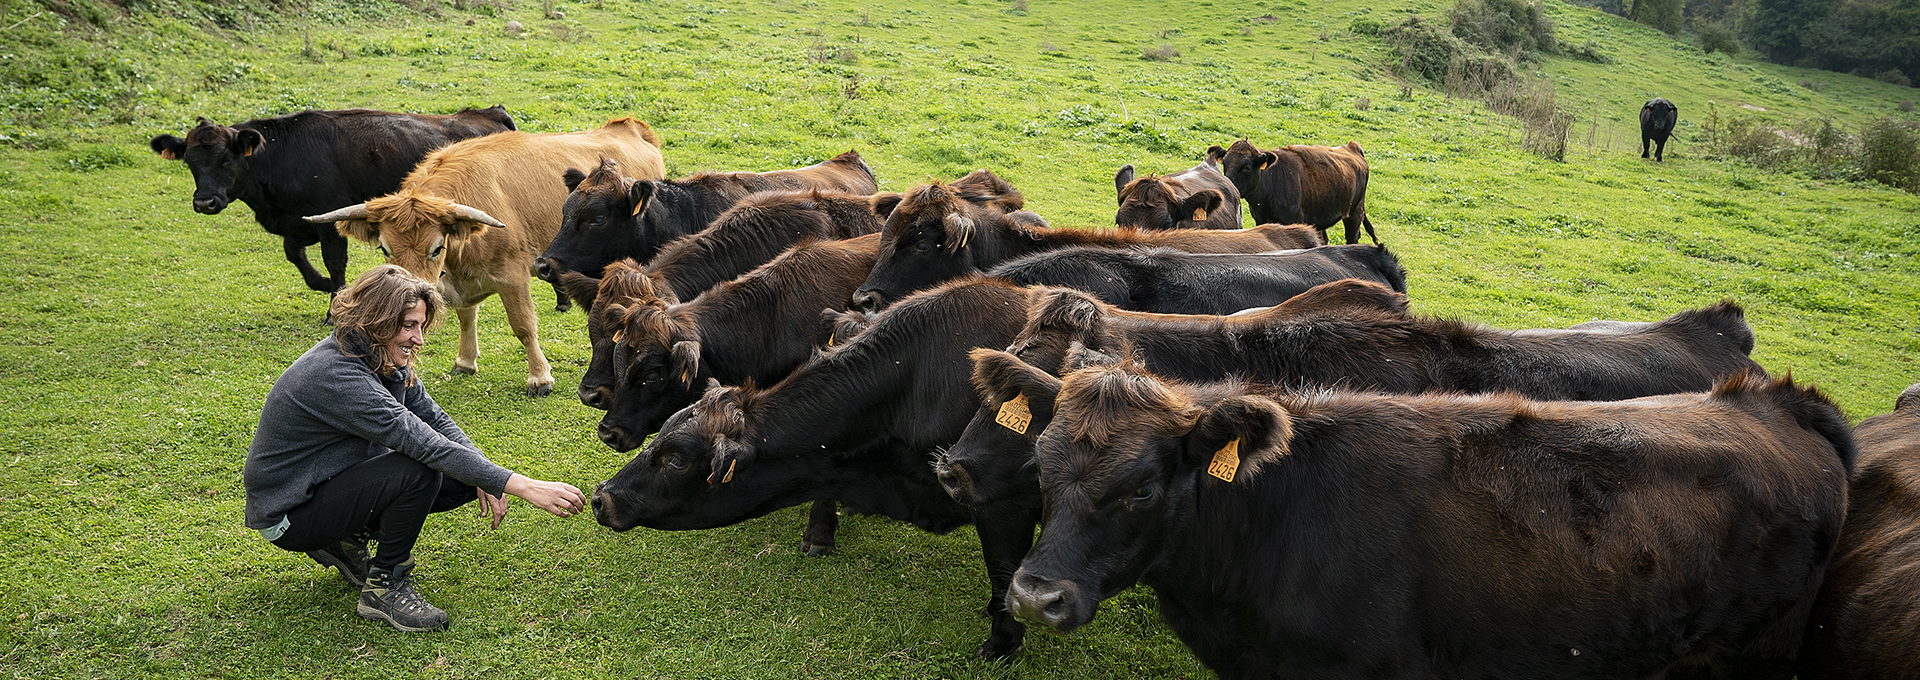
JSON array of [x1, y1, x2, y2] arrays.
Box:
[[1, 0, 1915, 677]]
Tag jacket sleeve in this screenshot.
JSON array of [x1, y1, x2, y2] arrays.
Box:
[[288, 369, 513, 497]]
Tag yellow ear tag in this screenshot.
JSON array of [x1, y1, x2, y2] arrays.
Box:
[[1258, 161, 1271, 170], [995, 394, 1032, 434], [1192, 208, 1209, 222], [630, 199, 646, 217], [722, 459, 736, 483], [1207, 438, 1241, 482]]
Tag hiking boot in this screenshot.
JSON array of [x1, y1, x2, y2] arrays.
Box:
[[305, 536, 371, 589], [356, 561, 448, 632]]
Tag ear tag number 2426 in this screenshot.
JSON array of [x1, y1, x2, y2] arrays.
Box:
[[996, 394, 1032, 434], [1207, 438, 1241, 482]]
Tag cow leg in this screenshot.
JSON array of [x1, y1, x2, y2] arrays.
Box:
[[454, 305, 480, 375], [496, 280, 554, 397], [972, 500, 1039, 661], [284, 237, 334, 294], [1655, 138, 1667, 163], [1642, 137, 1651, 159], [319, 231, 350, 294], [551, 281, 572, 314], [800, 500, 839, 557]]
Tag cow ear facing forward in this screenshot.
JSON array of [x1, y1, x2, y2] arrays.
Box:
[[232, 129, 265, 157], [562, 168, 588, 193], [971, 348, 1064, 407], [1178, 190, 1224, 224], [149, 135, 186, 160], [628, 179, 657, 218], [670, 340, 702, 388], [1256, 151, 1278, 171], [1113, 164, 1136, 203], [1183, 395, 1292, 483], [870, 192, 905, 219]]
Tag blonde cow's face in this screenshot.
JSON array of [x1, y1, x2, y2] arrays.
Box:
[[306, 194, 506, 286]]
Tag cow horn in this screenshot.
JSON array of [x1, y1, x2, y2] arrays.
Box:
[[304, 204, 370, 223], [450, 203, 508, 228]]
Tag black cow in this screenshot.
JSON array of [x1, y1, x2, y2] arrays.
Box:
[[938, 280, 1768, 510], [1113, 157, 1241, 230], [985, 244, 1405, 314], [1642, 97, 1679, 162], [1208, 138, 1378, 245], [591, 276, 1046, 660], [534, 150, 877, 284], [149, 107, 518, 309], [851, 181, 1322, 312], [1008, 363, 1852, 679], [1800, 381, 1920, 680]]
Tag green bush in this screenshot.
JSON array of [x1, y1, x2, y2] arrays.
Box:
[[1858, 117, 1919, 191], [1875, 69, 1913, 88], [1695, 20, 1740, 56], [1350, 15, 1383, 36], [1383, 15, 1466, 83], [1447, 0, 1556, 57]]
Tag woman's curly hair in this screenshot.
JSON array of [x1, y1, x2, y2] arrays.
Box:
[[330, 264, 444, 385]]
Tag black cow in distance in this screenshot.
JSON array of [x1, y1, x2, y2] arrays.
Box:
[[1642, 97, 1678, 162]]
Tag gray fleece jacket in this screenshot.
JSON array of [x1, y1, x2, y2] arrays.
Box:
[[243, 333, 513, 529]]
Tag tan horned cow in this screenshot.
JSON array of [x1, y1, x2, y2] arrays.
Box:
[[307, 117, 666, 397]]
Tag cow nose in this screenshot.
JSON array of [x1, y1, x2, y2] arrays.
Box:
[[578, 384, 612, 410], [533, 257, 561, 283], [934, 462, 976, 505], [1008, 573, 1081, 631], [598, 422, 632, 451], [850, 290, 885, 314], [192, 197, 222, 214]]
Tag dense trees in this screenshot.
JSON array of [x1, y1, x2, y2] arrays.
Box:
[[1569, 0, 1918, 85]]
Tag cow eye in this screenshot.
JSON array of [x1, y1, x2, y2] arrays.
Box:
[[376, 246, 391, 258], [1132, 486, 1154, 502], [661, 454, 686, 471], [588, 216, 605, 228], [430, 244, 445, 259], [914, 239, 934, 253]]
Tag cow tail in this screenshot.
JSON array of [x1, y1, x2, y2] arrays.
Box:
[[1372, 245, 1408, 294], [1363, 215, 1380, 245]]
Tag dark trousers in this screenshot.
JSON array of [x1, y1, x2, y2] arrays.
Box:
[[270, 452, 478, 570]]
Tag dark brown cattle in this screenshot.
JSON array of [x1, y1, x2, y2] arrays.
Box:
[[985, 244, 1405, 314], [1208, 138, 1378, 245], [1800, 381, 1920, 680], [1112, 157, 1241, 230], [938, 280, 1768, 510], [851, 180, 1322, 312], [535, 150, 877, 284], [1008, 363, 1852, 678], [590, 276, 1048, 660]]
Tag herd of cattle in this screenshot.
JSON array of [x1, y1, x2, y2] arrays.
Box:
[[151, 107, 1917, 679]]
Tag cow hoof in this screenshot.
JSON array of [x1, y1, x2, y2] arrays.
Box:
[[974, 639, 1023, 662], [451, 365, 478, 376], [800, 540, 833, 557], [526, 381, 554, 398]]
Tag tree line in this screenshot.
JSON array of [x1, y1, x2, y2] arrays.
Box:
[[1569, 0, 1918, 87]]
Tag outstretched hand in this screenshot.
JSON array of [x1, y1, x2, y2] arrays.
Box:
[[502, 473, 588, 522]]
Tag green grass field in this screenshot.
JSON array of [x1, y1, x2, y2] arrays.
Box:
[[1, 0, 1916, 676]]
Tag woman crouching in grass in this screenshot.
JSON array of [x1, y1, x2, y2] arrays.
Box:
[[243, 264, 586, 631]]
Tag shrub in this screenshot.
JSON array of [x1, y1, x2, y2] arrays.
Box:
[[1383, 15, 1467, 83], [1858, 117, 1919, 192], [1695, 20, 1740, 56], [1874, 69, 1913, 88], [1564, 40, 1611, 64], [1350, 16, 1383, 36], [1448, 0, 1556, 56], [1141, 44, 1179, 61], [1900, 101, 1915, 112]]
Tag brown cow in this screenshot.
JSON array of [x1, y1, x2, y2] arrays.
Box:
[[306, 117, 666, 397], [1112, 157, 1242, 230], [1800, 381, 1920, 680], [1208, 138, 1378, 245]]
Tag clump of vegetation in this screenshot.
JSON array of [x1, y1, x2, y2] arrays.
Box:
[[1447, 0, 1556, 58], [1141, 44, 1179, 61], [1900, 100, 1915, 112], [59, 145, 137, 172], [1875, 69, 1912, 88], [1564, 39, 1611, 64], [1695, 20, 1740, 56], [1859, 117, 1920, 191], [1701, 106, 1920, 193]]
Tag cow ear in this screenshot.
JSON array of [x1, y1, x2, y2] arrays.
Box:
[[970, 348, 1063, 412], [562, 168, 587, 193], [646, 270, 680, 305], [1256, 151, 1278, 171], [628, 180, 657, 217], [870, 192, 905, 219], [150, 135, 186, 160], [670, 340, 701, 388], [707, 435, 755, 485], [1205, 145, 1226, 162], [1179, 190, 1224, 223], [336, 220, 378, 244], [1113, 164, 1135, 203], [232, 129, 265, 157], [1183, 395, 1292, 483]]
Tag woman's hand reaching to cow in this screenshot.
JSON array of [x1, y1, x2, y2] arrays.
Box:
[[478, 474, 588, 529]]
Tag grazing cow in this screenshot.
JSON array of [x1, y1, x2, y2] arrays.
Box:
[[306, 117, 665, 397], [938, 280, 1767, 509], [986, 244, 1405, 314], [1112, 157, 1241, 230], [148, 107, 518, 307], [591, 276, 1047, 660], [1799, 381, 1920, 680], [851, 181, 1322, 312], [1642, 97, 1679, 162], [533, 150, 877, 284], [1207, 139, 1378, 245], [1008, 363, 1853, 679]]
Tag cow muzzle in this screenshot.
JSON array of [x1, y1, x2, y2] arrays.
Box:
[[1008, 572, 1093, 632], [932, 457, 980, 506], [589, 483, 631, 531], [598, 421, 643, 452], [849, 289, 887, 314], [578, 383, 612, 410], [533, 256, 565, 284], [192, 195, 228, 215]]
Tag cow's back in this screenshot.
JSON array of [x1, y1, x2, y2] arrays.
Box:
[[1441, 300, 1763, 401], [401, 117, 665, 258], [1800, 382, 1920, 680], [241, 108, 515, 217], [1285, 144, 1367, 225]]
